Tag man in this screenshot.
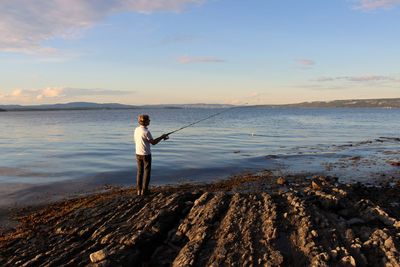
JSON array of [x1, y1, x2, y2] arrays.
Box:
[[134, 114, 169, 196]]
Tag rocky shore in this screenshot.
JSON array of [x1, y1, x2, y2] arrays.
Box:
[[1, 172, 399, 266]]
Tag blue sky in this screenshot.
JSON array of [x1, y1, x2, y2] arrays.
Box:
[[0, 0, 399, 105]]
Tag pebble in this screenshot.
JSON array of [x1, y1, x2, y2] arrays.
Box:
[[276, 177, 286, 185], [311, 181, 322, 190], [90, 249, 108, 263], [341, 255, 356, 266], [311, 230, 318, 237]]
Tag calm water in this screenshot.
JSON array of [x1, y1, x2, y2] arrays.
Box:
[[1, 107, 399, 187]]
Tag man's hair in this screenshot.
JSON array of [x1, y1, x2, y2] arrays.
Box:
[[138, 114, 150, 125]]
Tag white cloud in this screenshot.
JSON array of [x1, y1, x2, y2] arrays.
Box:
[[11, 89, 23, 97], [36, 87, 65, 100], [178, 55, 225, 64], [0, 0, 204, 54], [355, 0, 400, 10]]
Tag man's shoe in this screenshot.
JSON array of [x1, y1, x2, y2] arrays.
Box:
[[142, 189, 149, 196]]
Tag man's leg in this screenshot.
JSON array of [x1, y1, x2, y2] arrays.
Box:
[[142, 154, 152, 195], [136, 155, 144, 195]]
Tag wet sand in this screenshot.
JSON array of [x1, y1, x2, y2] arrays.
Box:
[[1, 172, 400, 266]]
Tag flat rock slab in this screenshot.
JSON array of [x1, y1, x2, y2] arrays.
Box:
[[1, 173, 400, 266]]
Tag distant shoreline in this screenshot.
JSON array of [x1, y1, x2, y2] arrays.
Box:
[[1, 98, 400, 111]]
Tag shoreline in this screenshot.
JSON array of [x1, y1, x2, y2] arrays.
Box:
[[1, 172, 399, 266]]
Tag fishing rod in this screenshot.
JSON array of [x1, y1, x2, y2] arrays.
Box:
[[165, 104, 247, 136]]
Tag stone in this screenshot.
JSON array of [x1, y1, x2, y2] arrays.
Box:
[[276, 177, 286, 185], [345, 229, 355, 241], [341, 256, 356, 266], [92, 260, 111, 267], [338, 209, 352, 218], [384, 238, 394, 249], [330, 249, 338, 259], [346, 218, 365, 226], [90, 249, 108, 263], [311, 230, 318, 237], [311, 181, 322, 190]]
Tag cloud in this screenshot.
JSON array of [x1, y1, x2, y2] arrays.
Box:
[[355, 0, 400, 10], [37, 87, 64, 99], [297, 84, 348, 91], [178, 55, 226, 64], [296, 59, 315, 66], [64, 88, 133, 96], [316, 75, 395, 82], [122, 0, 204, 13], [2, 87, 134, 102], [0, 0, 204, 54], [295, 58, 315, 69], [11, 89, 23, 97]]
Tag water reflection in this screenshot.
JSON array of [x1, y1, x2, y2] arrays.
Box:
[[0, 108, 399, 185]]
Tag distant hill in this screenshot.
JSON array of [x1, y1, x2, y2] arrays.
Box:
[[284, 98, 400, 108], [1, 98, 399, 111]]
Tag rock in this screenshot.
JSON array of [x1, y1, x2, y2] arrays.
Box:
[[338, 209, 352, 218], [3, 174, 400, 266], [90, 249, 108, 263], [92, 260, 111, 267], [55, 227, 64, 234], [346, 218, 365, 226], [311, 181, 322, 190], [384, 238, 394, 249], [276, 177, 286, 185], [311, 230, 318, 237], [345, 229, 355, 241], [341, 255, 356, 266], [330, 249, 338, 259]]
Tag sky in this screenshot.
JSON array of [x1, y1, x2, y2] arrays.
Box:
[[0, 0, 399, 105]]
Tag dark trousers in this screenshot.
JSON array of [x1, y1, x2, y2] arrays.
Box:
[[136, 154, 152, 193]]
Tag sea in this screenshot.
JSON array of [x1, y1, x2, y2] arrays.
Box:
[[1, 107, 399, 207]]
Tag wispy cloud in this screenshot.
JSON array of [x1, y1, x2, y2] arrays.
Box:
[[295, 58, 315, 69], [178, 55, 226, 64], [316, 75, 396, 82], [1, 87, 133, 102], [355, 0, 400, 10], [297, 84, 348, 91], [0, 0, 205, 54], [296, 59, 315, 66]]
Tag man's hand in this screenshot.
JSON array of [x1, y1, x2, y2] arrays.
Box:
[[161, 134, 169, 140]]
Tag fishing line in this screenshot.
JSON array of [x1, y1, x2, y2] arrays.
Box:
[[166, 104, 247, 135]]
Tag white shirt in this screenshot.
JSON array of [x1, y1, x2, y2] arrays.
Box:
[[134, 126, 153, 155]]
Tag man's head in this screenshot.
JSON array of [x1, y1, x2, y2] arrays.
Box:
[[138, 114, 150, 126]]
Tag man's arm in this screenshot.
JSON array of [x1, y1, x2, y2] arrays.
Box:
[[149, 134, 169, 145]]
